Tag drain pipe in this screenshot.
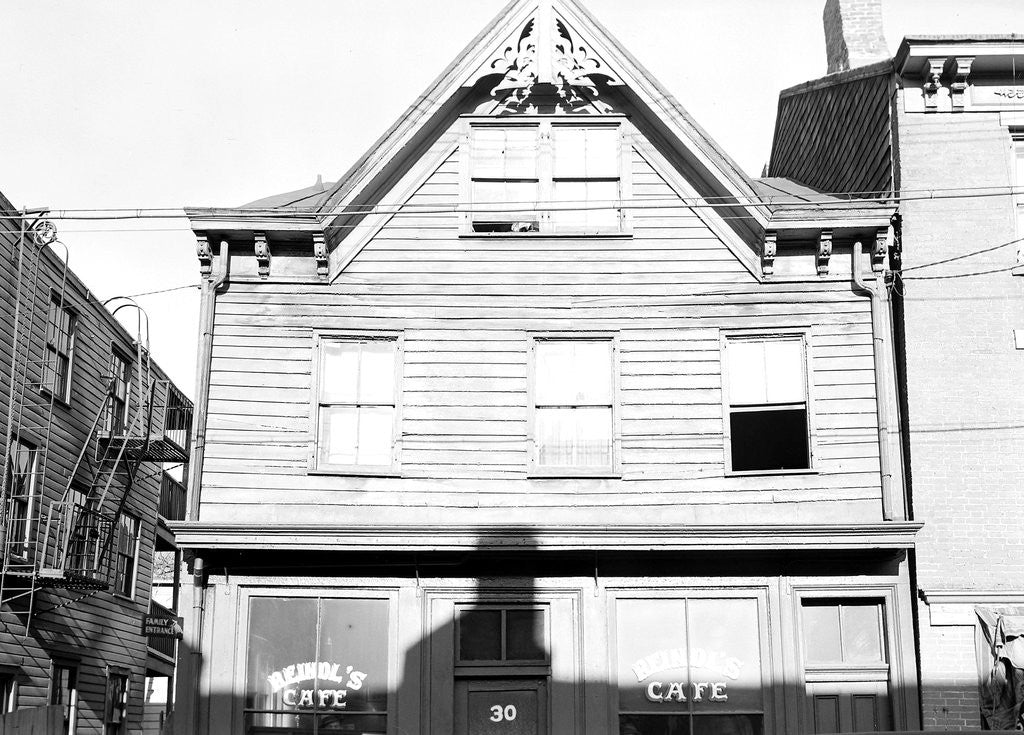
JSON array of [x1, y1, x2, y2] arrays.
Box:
[[188, 555, 206, 735], [852, 240, 895, 521], [186, 239, 229, 520]]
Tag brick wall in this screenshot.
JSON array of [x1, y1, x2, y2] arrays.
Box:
[[898, 107, 1024, 730], [823, 0, 889, 73]]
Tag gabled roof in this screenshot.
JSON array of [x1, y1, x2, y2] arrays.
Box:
[[313, 0, 768, 233]]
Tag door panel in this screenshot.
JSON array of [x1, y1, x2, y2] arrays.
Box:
[[807, 681, 889, 733], [455, 679, 547, 735]]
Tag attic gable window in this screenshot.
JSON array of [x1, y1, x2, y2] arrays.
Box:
[[467, 119, 625, 235]]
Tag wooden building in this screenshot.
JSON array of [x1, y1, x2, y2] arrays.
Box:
[[769, 4, 1024, 729], [176, 2, 923, 733], [0, 190, 193, 734]]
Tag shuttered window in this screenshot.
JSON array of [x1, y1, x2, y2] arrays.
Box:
[[315, 335, 402, 472], [724, 335, 810, 472]]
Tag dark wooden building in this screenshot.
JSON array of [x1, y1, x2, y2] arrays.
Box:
[[0, 190, 193, 734], [176, 2, 922, 733]]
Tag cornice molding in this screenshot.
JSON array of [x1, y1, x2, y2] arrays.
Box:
[[167, 521, 922, 552]]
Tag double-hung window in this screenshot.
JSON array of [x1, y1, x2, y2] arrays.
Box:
[[314, 335, 402, 472], [50, 662, 79, 735], [5, 436, 38, 558], [531, 337, 616, 473], [104, 670, 129, 735], [724, 334, 811, 472], [468, 119, 624, 234], [104, 351, 131, 435], [44, 294, 76, 402], [113, 513, 141, 598]]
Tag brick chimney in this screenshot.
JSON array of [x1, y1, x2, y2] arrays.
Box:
[[823, 0, 889, 74]]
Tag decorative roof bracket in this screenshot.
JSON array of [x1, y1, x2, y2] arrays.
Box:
[[254, 232, 270, 279], [313, 232, 328, 280], [872, 227, 888, 273], [196, 233, 212, 277], [923, 57, 945, 109], [950, 56, 974, 109], [762, 230, 777, 278], [817, 229, 833, 276]]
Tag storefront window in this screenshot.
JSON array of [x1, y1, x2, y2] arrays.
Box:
[[616, 598, 764, 735], [244, 597, 388, 734]]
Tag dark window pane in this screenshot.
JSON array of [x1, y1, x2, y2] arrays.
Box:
[[318, 712, 387, 732], [246, 599, 318, 710], [619, 714, 690, 735], [730, 408, 808, 471], [459, 610, 502, 660], [244, 710, 316, 733], [692, 714, 763, 735], [802, 603, 841, 663], [506, 609, 546, 660], [842, 604, 884, 662]]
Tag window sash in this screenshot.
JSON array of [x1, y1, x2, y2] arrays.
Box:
[[6, 437, 38, 553], [316, 337, 399, 469], [106, 354, 130, 434], [469, 121, 622, 233], [44, 299, 76, 399], [114, 515, 140, 597]]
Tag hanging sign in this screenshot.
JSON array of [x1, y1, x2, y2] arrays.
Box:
[[141, 615, 183, 639], [266, 661, 368, 710]]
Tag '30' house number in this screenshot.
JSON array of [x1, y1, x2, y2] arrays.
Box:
[[489, 704, 518, 722]]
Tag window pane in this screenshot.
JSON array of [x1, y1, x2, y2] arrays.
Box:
[[551, 180, 619, 231], [688, 598, 763, 712], [802, 603, 842, 663], [358, 341, 396, 404], [615, 598, 689, 712], [729, 408, 809, 471], [473, 127, 537, 178], [321, 342, 359, 403], [472, 181, 539, 225], [319, 599, 389, 712], [553, 127, 618, 177], [506, 609, 546, 660], [536, 341, 612, 404], [763, 339, 804, 403], [727, 341, 768, 405], [536, 407, 611, 467], [842, 604, 884, 662], [319, 406, 357, 465], [459, 609, 502, 660], [619, 714, 691, 735], [356, 407, 394, 465], [692, 715, 763, 735], [245, 598, 318, 710]]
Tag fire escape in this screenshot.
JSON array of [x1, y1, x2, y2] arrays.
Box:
[[0, 213, 192, 631]]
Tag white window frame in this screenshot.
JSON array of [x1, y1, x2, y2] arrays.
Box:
[[309, 331, 404, 476], [461, 116, 632, 236], [721, 329, 815, 475], [43, 292, 77, 404], [527, 333, 620, 477], [113, 512, 141, 599], [0, 669, 17, 714], [103, 668, 130, 735]]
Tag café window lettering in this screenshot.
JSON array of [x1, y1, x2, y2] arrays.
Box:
[[616, 597, 765, 735], [245, 596, 389, 734]]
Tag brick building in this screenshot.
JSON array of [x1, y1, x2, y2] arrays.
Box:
[[769, 3, 1024, 730]]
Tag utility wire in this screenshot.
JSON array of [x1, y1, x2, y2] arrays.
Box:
[[901, 234, 1024, 272]]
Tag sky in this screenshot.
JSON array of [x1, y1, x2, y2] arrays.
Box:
[[1, 0, 1022, 397]]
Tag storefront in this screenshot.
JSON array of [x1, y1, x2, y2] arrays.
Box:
[[187, 551, 919, 735]]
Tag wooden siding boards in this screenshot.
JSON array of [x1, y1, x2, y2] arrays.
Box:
[[769, 68, 895, 197], [197, 139, 885, 529], [0, 199, 184, 733]]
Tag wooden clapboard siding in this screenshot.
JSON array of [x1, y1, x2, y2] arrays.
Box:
[[198, 133, 885, 527], [769, 69, 894, 196], [0, 199, 183, 732]]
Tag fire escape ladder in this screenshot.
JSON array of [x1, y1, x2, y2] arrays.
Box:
[[0, 215, 68, 623]]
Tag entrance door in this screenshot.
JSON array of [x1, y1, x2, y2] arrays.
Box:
[[455, 679, 547, 735], [807, 681, 891, 733]]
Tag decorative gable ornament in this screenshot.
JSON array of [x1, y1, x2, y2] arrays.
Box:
[[484, 4, 621, 113]]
